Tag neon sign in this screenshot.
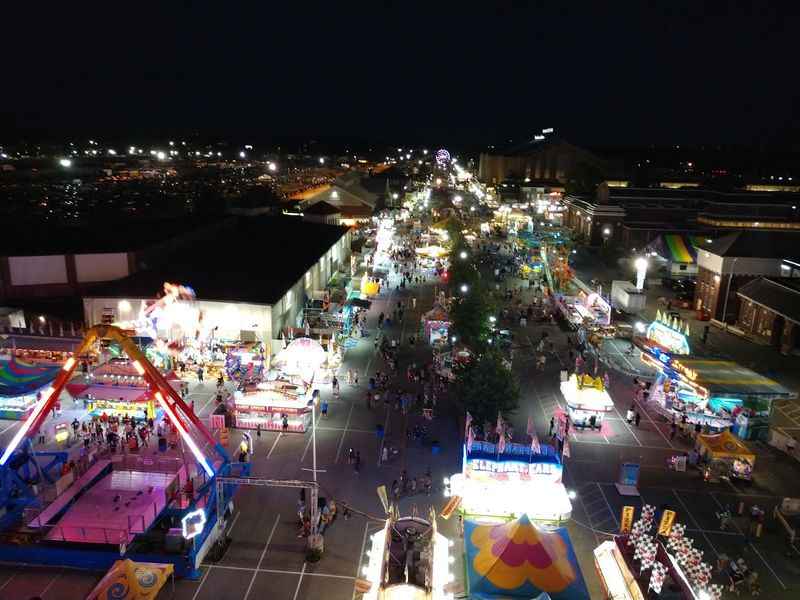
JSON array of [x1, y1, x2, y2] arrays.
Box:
[[181, 508, 206, 540], [467, 458, 555, 476], [646, 320, 691, 355]]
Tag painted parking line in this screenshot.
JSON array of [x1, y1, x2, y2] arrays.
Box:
[[266, 433, 282, 459], [671, 489, 719, 558], [242, 514, 281, 600], [334, 402, 355, 464], [707, 492, 787, 590]]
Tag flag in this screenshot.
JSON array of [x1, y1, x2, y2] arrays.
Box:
[[495, 412, 504, 436], [526, 415, 534, 436], [467, 426, 474, 453], [562, 439, 571, 458], [465, 412, 472, 439], [497, 433, 506, 455]]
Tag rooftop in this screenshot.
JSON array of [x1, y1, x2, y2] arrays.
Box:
[[0, 215, 223, 256], [86, 216, 349, 305], [697, 230, 800, 260], [737, 277, 800, 324]]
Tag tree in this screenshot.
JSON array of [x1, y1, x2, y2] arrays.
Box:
[[453, 350, 519, 426], [449, 282, 494, 349]]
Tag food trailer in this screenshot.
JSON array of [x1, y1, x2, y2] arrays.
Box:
[[446, 441, 571, 524]]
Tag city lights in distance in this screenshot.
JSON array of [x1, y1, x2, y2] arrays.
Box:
[[319, 157, 325, 164], [268, 162, 277, 172], [239, 151, 246, 158], [156, 151, 167, 161]]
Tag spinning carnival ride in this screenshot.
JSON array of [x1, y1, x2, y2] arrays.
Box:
[[0, 325, 241, 578]]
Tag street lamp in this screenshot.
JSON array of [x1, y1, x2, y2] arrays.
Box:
[[459, 251, 468, 260], [460, 284, 469, 294], [721, 257, 739, 327], [58, 158, 72, 168], [634, 257, 648, 290], [268, 162, 277, 172]]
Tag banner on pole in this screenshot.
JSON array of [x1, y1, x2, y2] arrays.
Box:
[[620, 505, 635, 534]]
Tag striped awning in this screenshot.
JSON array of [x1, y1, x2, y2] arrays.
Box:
[[648, 234, 704, 264]]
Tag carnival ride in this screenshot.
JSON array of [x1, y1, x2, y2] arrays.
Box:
[[0, 325, 240, 578]]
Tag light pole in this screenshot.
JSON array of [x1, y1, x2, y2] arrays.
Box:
[[634, 257, 648, 291], [721, 257, 739, 328]]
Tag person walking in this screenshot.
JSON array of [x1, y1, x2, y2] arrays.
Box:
[[634, 411, 641, 427], [354, 451, 361, 474]]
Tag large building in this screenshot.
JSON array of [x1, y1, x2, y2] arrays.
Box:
[[693, 231, 800, 323], [82, 216, 352, 344], [478, 138, 609, 185], [735, 277, 800, 354], [0, 216, 225, 301], [563, 185, 800, 247]]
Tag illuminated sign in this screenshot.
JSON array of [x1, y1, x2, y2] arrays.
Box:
[[181, 508, 206, 540], [542, 127, 554, 134], [466, 457, 557, 477], [671, 360, 699, 382], [646, 320, 691, 355]]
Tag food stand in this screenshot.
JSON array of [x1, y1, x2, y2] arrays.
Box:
[[447, 441, 571, 524], [232, 380, 311, 432], [695, 431, 756, 481], [560, 373, 615, 429]]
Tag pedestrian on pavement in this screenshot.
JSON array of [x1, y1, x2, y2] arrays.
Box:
[[670, 420, 677, 440], [634, 411, 641, 427], [626, 407, 635, 424], [392, 479, 400, 500], [354, 451, 361, 474], [549, 417, 555, 437], [348, 447, 355, 464], [256, 423, 262, 439], [321, 398, 329, 418]]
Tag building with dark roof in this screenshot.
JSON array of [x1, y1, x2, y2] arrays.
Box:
[[736, 277, 800, 354], [693, 231, 800, 323], [563, 185, 800, 247], [0, 216, 226, 301], [81, 215, 352, 343]]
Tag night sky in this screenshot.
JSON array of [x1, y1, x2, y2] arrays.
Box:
[[3, 2, 799, 147]]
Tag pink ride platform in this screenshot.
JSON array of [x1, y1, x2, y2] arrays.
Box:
[[45, 466, 183, 545]]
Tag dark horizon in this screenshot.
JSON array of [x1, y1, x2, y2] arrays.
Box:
[[2, 3, 799, 148]]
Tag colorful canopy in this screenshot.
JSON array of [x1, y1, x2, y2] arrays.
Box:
[[647, 234, 705, 264], [696, 430, 756, 463], [86, 559, 173, 600], [0, 356, 60, 397], [465, 514, 589, 600]]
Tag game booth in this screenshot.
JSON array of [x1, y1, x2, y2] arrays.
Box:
[[445, 440, 572, 524], [464, 515, 589, 600], [231, 380, 311, 432], [644, 356, 796, 441], [0, 356, 62, 420], [422, 305, 451, 346], [695, 430, 756, 482], [636, 311, 692, 358], [66, 359, 181, 420]]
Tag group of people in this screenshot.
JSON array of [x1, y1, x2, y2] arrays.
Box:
[[391, 468, 433, 500]]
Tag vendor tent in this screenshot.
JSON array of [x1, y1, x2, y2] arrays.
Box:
[[0, 356, 60, 396], [465, 514, 589, 600], [696, 430, 756, 463], [86, 559, 174, 600]]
